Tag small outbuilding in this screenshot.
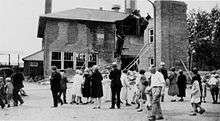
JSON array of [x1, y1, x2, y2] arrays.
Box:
[[22, 50, 44, 79]]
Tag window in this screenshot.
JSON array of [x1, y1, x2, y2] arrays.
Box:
[[88, 54, 97, 68], [149, 57, 154, 66], [51, 52, 61, 69], [149, 29, 154, 43], [76, 53, 85, 69], [96, 29, 104, 45], [29, 62, 38, 67], [64, 52, 73, 69]]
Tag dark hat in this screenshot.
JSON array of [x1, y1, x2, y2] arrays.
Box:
[[60, 69, 65, 72], [51, 66, 57, 71], [192, 67, 198, 73]]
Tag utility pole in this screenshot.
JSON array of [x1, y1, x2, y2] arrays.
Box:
[[8, 54, 11, 66], [18, 54, 20, 67], [146, 0, 156, 67]]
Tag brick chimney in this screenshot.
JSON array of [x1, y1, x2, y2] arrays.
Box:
[[125, 0, 136, 14], [45, 0, 52, 14], [112, 4, 121, 12]]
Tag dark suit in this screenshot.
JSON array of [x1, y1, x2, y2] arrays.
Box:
[[59, 75, 68, 103], [109, 68, 122, 108], [50, 71, 62, 107], [11, 72, 24, 105]]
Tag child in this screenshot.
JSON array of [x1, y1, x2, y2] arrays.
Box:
[[0, 77, 5, 109], [190, 79, 205, 116], [136, 70, 148, 112], [201, 74, 209, 103], [5, 77, 14, 107], [70, 70, 84, 105], [102, 74, 111, 102]]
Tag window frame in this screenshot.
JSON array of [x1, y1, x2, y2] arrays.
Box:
[[149, 28, 154, 43], [64, 52, 74, 69], [51, 52, 62, 69]]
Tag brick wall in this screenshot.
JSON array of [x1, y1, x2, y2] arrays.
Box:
[[139, 0, 188, 71], [43, 20, 115, 77]]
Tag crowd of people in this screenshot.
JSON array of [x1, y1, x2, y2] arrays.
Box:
[[49, 61, 220, 120], [1, 62, 219, 121], [0, 69, 25, 109]]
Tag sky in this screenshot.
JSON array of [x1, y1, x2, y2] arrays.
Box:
[[0, 0, 220, 64]]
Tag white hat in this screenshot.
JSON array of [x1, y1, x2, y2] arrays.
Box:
[[112, 62, 117, 65], [160, 62, 165, 66]]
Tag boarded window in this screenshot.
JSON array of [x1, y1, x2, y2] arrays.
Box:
[[51, 52, 61, 69], [64, 52, 73, 69]]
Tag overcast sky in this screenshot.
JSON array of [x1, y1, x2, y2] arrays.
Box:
[[0, 0, 220, 64]]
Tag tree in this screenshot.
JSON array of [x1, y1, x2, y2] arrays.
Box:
[[187, 6, 220, 70], [210, 6, 220, 69]]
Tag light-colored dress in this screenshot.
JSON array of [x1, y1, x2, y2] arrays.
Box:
[[191, 80, 201, 103], [71, 74, 84, 97], [102, 77, 111, 101], [120, 73, 130, 101]]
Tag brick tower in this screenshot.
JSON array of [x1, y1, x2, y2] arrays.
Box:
[[140, 0, 188, 70]]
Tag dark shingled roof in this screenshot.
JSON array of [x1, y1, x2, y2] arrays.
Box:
[[37, 8, 129, 38]]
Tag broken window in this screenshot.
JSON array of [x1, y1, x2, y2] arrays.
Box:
[[51, 52, 61, 69], [149, 29, 154, 43], [64, 52, 73, 69], [76, 53, 85, 69]]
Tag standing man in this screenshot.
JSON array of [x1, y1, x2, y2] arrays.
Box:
[[148, 66, 165, 121], [208, 73, 219, 104], [11, 68, 24, 106], [50, 66, 62, 107], [158, 62, 168, 102], [59, 70, 68, 104], [109, 62, 122, 109]]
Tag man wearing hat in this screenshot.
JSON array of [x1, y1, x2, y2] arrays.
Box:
[[50, 66, 62, 107], [208, 72, 219, 104], [109, 62, 122, 109], [148, 66, 165, 121], [158, 62, 168, 102]]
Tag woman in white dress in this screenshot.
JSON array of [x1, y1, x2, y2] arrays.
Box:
[[70, 70, 84, 104], [102, 74, 111, 102]]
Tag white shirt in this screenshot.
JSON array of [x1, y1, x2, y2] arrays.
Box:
[[208, 76, 219, 86], [150, 71, 166, 87], [121, 73, 130, 87]]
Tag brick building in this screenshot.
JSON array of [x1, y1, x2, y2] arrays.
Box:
[[37, 0, 146, 77], [139, 0, 188, 70], [24, 0, 188, 77]]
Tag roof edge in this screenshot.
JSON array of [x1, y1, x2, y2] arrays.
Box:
[[22, 50, 44, 61]]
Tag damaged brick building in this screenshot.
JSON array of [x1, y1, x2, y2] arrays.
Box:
[[24, 0, 188, 78], [37, 0, 150, 77]]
